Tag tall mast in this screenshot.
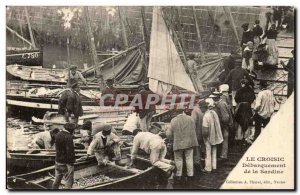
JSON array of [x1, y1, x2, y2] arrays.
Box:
[[140, 6, 148, 51], [192, 6, 206, 63], [83, 7, 100, 68], [118, 7, 129, 49], [83, 6, 105, 88], [24, 7, 37, 49], [223, 7, 240, 45]]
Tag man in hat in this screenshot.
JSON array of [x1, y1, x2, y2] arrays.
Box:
[[66, 65, 87, 87], [80, 121, 118, 148], [210, 91, 233, 160], [253, 81, 275, 141], [82, 121, 117, 137], [219, 84, 231, 108], [149, 122, 163, 134], [86, 124, 122, 166], [28, 128, 60, 150], [280, 49, 294, 97], [223, 62, 252, 108], [200, 98, 223, 173], [52, 123, 76, 189], [167, 107, 198, 184], [58, 82, 83, 126], [241, 23, 254, 54], [128, 129, 175, 176], [135, 85, 156, 132]]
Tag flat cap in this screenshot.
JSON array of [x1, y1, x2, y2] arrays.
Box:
[[64, 122, 76, 131], [102, 124, 112, 132], [241, 23, 249, 28]]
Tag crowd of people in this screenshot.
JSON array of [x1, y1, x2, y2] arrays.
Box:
[[28, 71, 281, 189], [26, 11, 294, 188]]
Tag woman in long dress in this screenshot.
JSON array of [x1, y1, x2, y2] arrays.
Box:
[[262, 24, 279, 66], [234, 79, 256, 144]]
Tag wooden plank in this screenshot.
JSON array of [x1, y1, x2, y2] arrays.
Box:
[[6, 26, 33, 47]]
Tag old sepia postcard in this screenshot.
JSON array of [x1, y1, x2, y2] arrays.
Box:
[[5, 5, 295, 190]]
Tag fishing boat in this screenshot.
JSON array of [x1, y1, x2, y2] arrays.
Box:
[[32, 111, 128, 130], [7, 149, 87, 176], [7, 156, 163, 190], [7, 145, 133, 176], [6, 49, 43, 67], [6, 64, 68, 83]]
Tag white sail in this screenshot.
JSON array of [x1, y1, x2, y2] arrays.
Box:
[[148, 6, 196, 95]]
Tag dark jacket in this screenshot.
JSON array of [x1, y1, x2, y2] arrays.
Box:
[[241, 30, 254, 47], [235, 85, 256, 104], [285, 58, 295, 97], [234, 86, 256, 132], [55, 130, 75, 164], [224, 55, 235, 75], [262, 29, 279, 40], [58, 89, 83, 117], [252, 25, 263, 37], [224, 67, 250, 91]]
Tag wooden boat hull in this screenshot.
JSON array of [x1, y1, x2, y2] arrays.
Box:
[[7, 150, 87, 176], [6, 95, 132, 120], [6, 50, 43, 67], [7, 146, 132, 177], [7, 156, 165, 190], [6, 64, 67, 84]]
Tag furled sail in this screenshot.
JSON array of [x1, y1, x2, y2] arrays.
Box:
[[148, 6, 196, 95]]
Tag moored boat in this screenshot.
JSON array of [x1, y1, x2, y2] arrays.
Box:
[[7, 156, 162, 190], [6, 49, 43, 67], [6, 64, 68, 84]]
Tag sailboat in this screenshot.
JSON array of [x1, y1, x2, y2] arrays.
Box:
[[148, 7, 224, 95], [148, 6, 198, 95]]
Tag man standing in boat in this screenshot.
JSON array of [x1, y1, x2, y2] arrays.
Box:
[[52, 123, 76, 189], [58, 82, 83, 127], [86, 125, 123, 166], [66, 65, 87, 87]]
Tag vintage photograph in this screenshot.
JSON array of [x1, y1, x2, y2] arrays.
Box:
[[6, 5, 295, 190]]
